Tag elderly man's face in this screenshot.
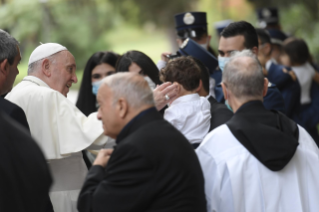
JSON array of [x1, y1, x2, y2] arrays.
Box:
[[97, 84, 121, 138], [50, 51, 77, 97], [218, 35, 245, 57]]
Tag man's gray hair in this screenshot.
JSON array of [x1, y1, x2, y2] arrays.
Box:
[[28, 54, 56, 75], [0, 29, 19, 65], [102, 72, 155, 108], [222, 49, 264, 99]]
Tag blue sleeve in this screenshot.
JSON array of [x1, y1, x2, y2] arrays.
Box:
[[267, 63, 292, 88], [264, 86, 286, 114], [210, 69, 222, 85]]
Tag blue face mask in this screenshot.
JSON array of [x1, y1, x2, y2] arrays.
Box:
[[218, 56, 230, 72], [92, 80, 103, 95], [225, 100, 233, 112]]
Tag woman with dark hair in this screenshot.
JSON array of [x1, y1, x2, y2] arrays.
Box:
[[76, 51, 120, 116], [116, 50, 161, 88], [76, 51, 119, 169], [116, 50, 180, 113]]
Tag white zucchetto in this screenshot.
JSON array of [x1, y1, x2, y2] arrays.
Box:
[[28, 43, 67, 65]]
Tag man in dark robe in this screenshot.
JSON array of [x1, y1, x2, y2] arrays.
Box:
[[78, 73, 206, 212]]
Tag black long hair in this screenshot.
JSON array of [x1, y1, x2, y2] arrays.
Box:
[[116, 50, 161, 85], [76, 51, 120, 116]]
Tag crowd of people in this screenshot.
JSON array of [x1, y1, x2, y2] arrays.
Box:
[[0, 7, 319, 212]]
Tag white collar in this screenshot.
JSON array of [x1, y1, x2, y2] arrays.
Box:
[[170, 93, 200, 106], [22, 76, 50, 88]]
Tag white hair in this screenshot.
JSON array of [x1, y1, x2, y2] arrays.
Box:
[[222, 49, 264, 99], [102, 72, 155, 108], [27, 54, 57, 75]]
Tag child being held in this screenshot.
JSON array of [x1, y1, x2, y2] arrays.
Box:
[[280, 38, 319, 105], [160, 56, 211, 149]]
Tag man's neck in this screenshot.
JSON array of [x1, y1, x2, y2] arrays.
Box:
[[230, 97, 263, 113]]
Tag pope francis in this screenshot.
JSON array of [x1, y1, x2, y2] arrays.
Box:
[[5, 43, 113, 212]]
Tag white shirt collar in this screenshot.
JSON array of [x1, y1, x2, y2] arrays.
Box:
[[23, 76, 50, 88], [170, 93, 200, 106]]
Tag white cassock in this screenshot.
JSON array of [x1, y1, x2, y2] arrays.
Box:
[[196, 124, 319, 212], [6, 76, 114, 212], [164, 93, 211, 144]]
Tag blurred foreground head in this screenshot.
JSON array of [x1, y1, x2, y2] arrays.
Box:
[[0, 29, 20, 95], [97, 72, 155, 138]]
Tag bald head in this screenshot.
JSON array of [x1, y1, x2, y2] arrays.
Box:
[[97, 73, 155, 138], [222, 50, 265, 101], [101, 72, 155, 109]]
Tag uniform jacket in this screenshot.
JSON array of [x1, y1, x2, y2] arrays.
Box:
[[267, 62, 301, 118], [214, 83, 286, 113]]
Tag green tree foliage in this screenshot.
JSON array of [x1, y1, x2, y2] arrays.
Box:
[[0, 0, 115, 68], [108, 0, 198, 27], [248, 0, 319, 62]]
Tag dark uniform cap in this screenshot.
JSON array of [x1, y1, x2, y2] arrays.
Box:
[[178, 38, 218, 73], [175, 12, 207, 31], [266, 29, 288, 45], [257, 7, 279, 27]]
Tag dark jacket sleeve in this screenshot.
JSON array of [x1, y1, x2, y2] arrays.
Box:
[[77, 165, 106, 212], [78, 143, 153, 212], [267, 63, 292, 89], [263, 85, 286, 114]]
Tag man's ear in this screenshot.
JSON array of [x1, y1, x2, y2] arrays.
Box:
[[0, 59, 9, 76], [117, 98, 128, 119], [42, 59, 51, 77], [207, 35, 212, 43], [221, 82, 228, 100], [263, 78, 269, 97]]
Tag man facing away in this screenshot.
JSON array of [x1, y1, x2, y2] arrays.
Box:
[[5, 43, 114, 212], [196, 50, 319, 212], [78, 73, 206, 212]]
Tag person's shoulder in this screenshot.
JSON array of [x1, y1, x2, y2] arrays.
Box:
[[121, 119, 189, 150], [297, 125, 319, 152], [0, 97, 18, 111], [197, 124, 245, 159]]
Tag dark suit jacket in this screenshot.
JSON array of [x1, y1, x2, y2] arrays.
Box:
[[0, 97, 54, 212], [0, 111, 52, 212], [78, 107, 206, 212], [215, 83, 286, 114], [267, 63, 301, 118], [208, 96, 233, 131], [0, 97, 30, 132]]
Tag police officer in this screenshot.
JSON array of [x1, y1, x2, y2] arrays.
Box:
[[174, 12, 217, 56]]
